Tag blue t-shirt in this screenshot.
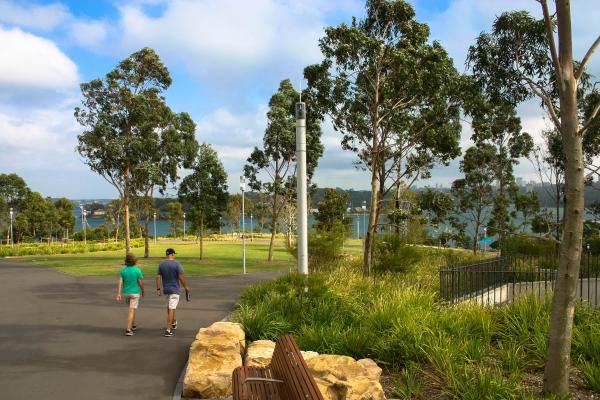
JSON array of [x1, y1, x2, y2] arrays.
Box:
[[157, 260, 184, 295]]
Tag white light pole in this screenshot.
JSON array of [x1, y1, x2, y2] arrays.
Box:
[[240, 176, 246, 274], [80, 205, 86, 246], [153, 212, 157, 244], [483, 227, 487, 253], [9, 207, 14, 247], [362, 201, 366, 246], [250, 213, 253, 242], [219, 216, 222, 235], [296, 101, 308, 275], [183, 212, 186, 241]]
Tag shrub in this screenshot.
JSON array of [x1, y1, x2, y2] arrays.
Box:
[[373, 234, 423, 274]]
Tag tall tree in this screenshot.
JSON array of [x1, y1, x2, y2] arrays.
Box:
[[467, 4, 600, 394], [315, 188, 351, 234], [451, 145, 496, 254], [304, 0, 462, 275], [178, 143, 229, 259], [54, 198, 75, 240], [0, 173, 29, 243], [166, 202, 183, 239], [75, 47, 192, 254], [470, 101, 533, 248], [226, 194, 253, 237], [244, 79, 323, 261]]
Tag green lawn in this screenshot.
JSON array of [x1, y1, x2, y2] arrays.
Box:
[[14, 240, 295, 276]]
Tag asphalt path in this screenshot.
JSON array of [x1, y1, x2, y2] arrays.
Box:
[[0, 259, 283, 400]]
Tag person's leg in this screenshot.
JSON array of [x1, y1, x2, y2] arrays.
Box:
[[166, 308, 174, 329], [127, 308, 135, 330]]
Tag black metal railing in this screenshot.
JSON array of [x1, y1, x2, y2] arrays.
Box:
[[440, 253, 600, 307]]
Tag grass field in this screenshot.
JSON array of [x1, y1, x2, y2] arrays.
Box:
[[13, 240, 295, 276]]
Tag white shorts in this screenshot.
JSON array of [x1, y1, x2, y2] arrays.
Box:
[[125, 294, 140, 309], [167, 294, 180, 310]]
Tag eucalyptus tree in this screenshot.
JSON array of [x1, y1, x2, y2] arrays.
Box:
[[304, 0, 462, 275], [226, 194, 253, 236], [132, 111, 198, 257], [467, 3, 600, 394], [470, 100, 533, 248], [166, 202, 183, 238], [178, 143, 229, 259], [244, 79, 323, 261], [451, 145, 496, 254], [75, 47, 197, 254], [54, 198, 75, 240]]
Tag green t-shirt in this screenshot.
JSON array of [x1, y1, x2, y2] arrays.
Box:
[[120, 265, 143, 294]]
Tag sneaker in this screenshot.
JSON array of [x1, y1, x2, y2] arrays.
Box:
[[164, 329, 174, 337], [125, 329, 134, 336], [171, 320, 177, 330], [131, 324, 137, 332]]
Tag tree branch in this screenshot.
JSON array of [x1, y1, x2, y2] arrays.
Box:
[[580, 100, 600, 136], [575, 35, 600, 82], [522, 75, 562, 128], [540, 0, 562, 78]]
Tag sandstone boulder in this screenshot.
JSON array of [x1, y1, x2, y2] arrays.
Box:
[[245, 340, 276, 367], [183, 322, 245, 398], [306, 355, 385, 400], [357, 358, 382, 381], [301, 350, 320, 361]]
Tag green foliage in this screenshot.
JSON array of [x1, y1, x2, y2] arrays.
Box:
[[233, 249, 600, 397], [166, 202, 183, 237], [373, 235, 423, 274], [179, 143, 229, 238], [0, 239, 145, 257], [503, 234, 557, 256], [314, 188, 351, 234]]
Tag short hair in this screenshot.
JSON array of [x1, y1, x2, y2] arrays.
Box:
[[125, 253, 137, 266]]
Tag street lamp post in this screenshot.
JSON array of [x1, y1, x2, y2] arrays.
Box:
[[483, 227, 487, 253], [183, 212, 186, 241], [219, 216, 222, 235], [240, 176, 246, 274], [9, 207, 14, 247], [250, 213, 253, 242], [362, 201, 366, 246], [153, 212, 157, 244], [80, 205, 87, 246]]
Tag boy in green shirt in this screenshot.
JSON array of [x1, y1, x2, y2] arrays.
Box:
[[116, 253, 144, 336]]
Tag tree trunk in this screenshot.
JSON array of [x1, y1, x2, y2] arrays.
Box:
[[473, 214, 481, 255], [268, 192, 278, 262], [123, 171, 131, 253], [543, 1, 584, 395], [143, 214, 150, 258], [363, 164, 379, 276], [199, 216, 204, 260]]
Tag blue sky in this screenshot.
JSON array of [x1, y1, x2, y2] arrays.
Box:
[[0, 0, 598, 199]]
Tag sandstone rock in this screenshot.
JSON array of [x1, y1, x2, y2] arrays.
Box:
[[301, 350, 320, 361], [357, 358, 382, 381], [306, 355, 385, 400], [245, 340, 276, 367], [183, 322, 245, 398]]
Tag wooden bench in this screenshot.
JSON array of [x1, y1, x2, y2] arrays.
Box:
[[232, 335, 324, 400]]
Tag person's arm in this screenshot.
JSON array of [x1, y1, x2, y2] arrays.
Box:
[[155, 275, 162, 296], [137, 268, 144, 297], [116, 277, 123, 301], [178, 274, 190, 292]]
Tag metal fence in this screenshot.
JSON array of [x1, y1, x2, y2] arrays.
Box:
[[439, 253, 600, 307]]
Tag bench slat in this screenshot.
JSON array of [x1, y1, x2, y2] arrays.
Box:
[[232, 335, 323, 400]]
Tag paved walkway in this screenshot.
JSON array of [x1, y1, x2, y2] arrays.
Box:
[[0, 260, 283, 400]]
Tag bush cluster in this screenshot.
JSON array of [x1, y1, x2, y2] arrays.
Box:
[[232, 249, 600, 398], [0, 239, 145, 257]]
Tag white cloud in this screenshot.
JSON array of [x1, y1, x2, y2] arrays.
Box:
[[115, 0, 327, 85], [0, 0, 69, 31], [68, 20, 109, 48], [0, 26, 79, 90]]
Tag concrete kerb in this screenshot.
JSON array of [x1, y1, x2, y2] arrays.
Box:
[[173, 314, 232, 400]]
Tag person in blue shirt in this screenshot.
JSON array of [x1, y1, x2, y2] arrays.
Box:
[[116, 253, 144, 336], [156, 248, 190, 337]]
